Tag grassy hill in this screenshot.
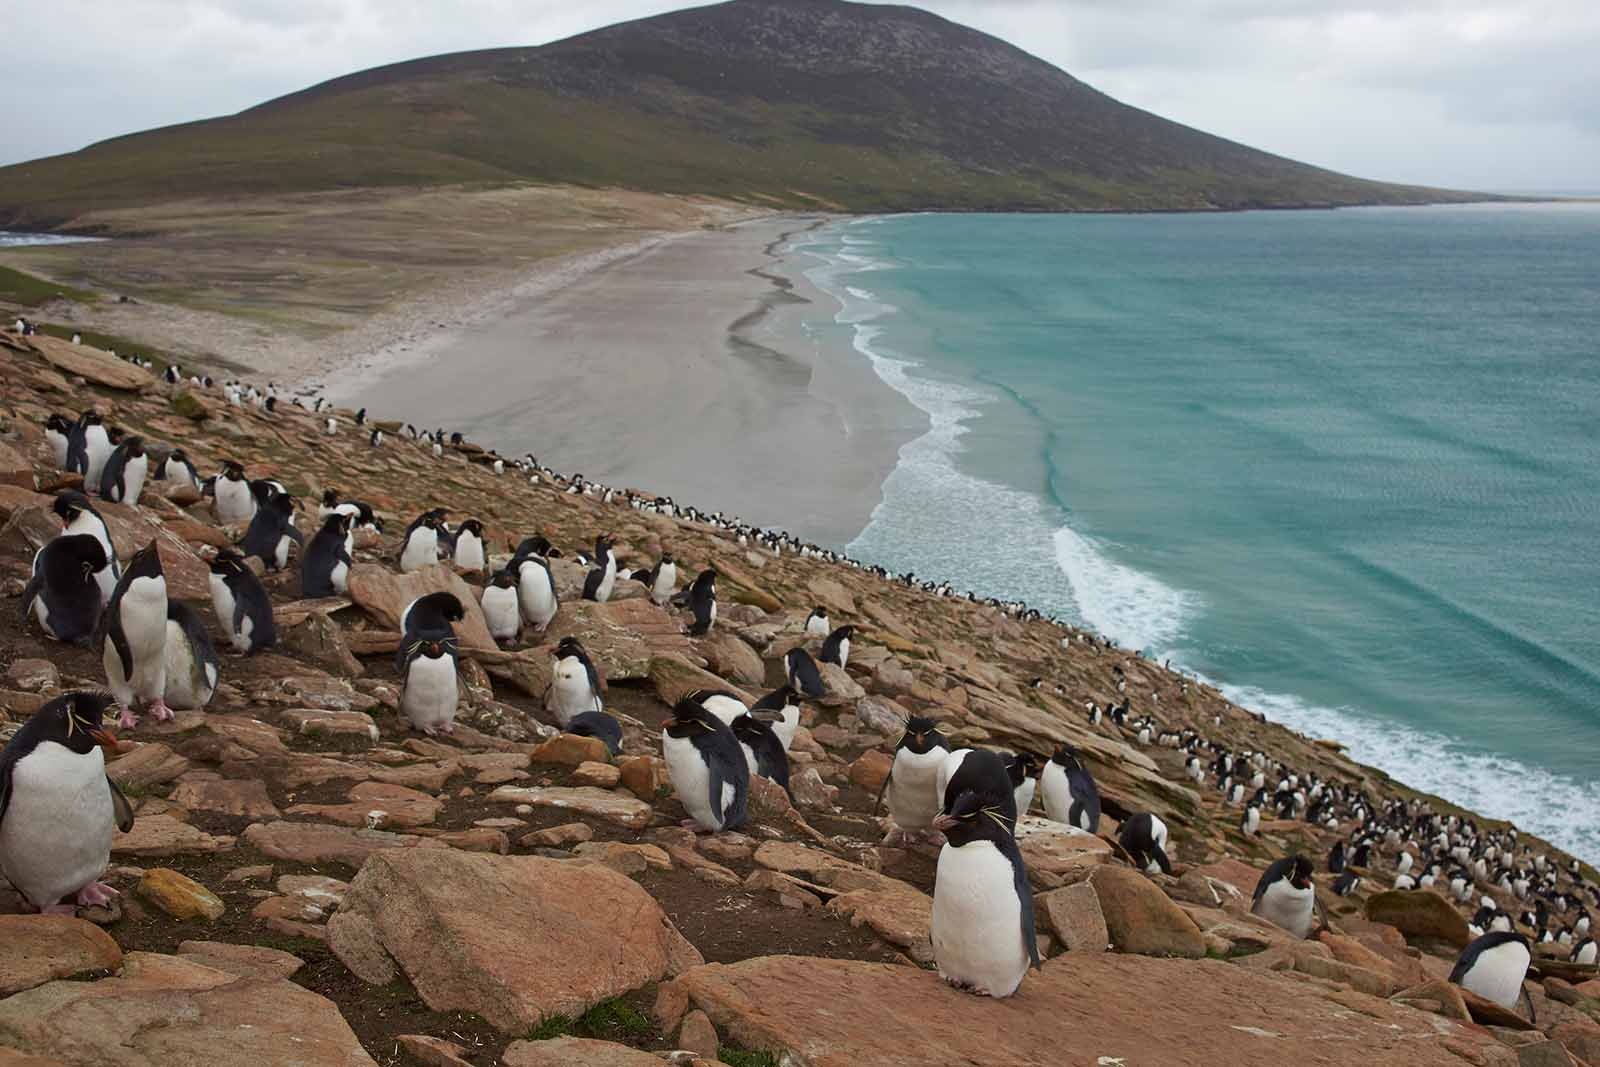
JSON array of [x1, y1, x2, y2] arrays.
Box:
[[0, 0, 1487, 226]]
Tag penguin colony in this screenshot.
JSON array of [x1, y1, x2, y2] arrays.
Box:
[[3, 354, 1594, 1021]]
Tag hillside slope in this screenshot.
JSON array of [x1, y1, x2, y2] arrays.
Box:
[[0, 0, 1486, 226]]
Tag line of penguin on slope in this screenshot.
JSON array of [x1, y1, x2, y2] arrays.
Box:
[[8, 370, 1595, 1014]]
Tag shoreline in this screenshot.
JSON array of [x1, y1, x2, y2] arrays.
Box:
[[326, 214, 925, 548]]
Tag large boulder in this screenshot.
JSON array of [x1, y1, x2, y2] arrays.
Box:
[[0, 951, 374, 1066], [1086, 866, 1205, 958], [326, 850, 701, 1033], [347, 563, 496, 650], [1365, 890, 1472, 948], [662, 953, 1513, 1067], [27, 335, 153, 391]]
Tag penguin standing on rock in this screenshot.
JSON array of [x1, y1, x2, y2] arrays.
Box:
[[162, 602, 220, 711], [580, 534, 617, 602], [930, 782, 1041, 998], [1251, 855, 1319, 938], [67, 411, 114, 489], [399, 510, 446, 573], [819, 625, 854, 670], [480, 568, 521, 645], [98, 435, 148, 505], [804, 608, 830, 638], [397, 593, 463, 736], [301, 512, 354, 597], [0, 692, 134, 914], [43, 414, 72, 469], [1039, 744, 1101, 832], [638, 552, 677, 605], [240, 491, 301, 572], [100, 541, 171, 728], [1118, 812, 1174, 875], [213, 461, 256, 524], [54, 490, 119, 604], [875, 716, 951, 844], [22, 534, 106, 643], [676, 567, 717, 636], [1450, 932, 1535, 1018], [785, 646, 824, 698], [545, 637, 603, 727], [208, 548, 276, 654], [452, 518, 487, 573], [512, 553, 559, 633], [156, 449, 200, 492], [1004, 752, 1039, 817], [662, 697, 749, 833]]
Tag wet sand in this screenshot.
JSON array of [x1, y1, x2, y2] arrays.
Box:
[[335, 215, 925, 547]]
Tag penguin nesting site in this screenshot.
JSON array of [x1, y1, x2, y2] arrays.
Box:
[[0, 325, 1597, 1067]]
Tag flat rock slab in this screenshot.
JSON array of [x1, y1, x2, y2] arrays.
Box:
[[666, 953, 1513, 1067], [280, 708, 380, 743], [0, 916, 122, 997], [167, 776, 281, 820], [487, 786, 652, 829], [326, 850, 702, 1033], [113, 815, 235, 858], [502, 1037, 668, 1066], [27, 335, 153, 391], [241, 820, 449, 868], [0, 951, 375, 1066]]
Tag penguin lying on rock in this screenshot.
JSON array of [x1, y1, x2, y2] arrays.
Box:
[[1251, 854, 1320, 938], [546, 637, 604, 727], [0, 692, 135, 914], [1450, 931, 1535, 1019], [22, 534, 106, 643]]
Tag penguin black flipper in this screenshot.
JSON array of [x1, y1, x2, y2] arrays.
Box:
[[106, 776, 136, 832], [704, 734, 750, 832], [19, 571, 41, 624], [101, 602, 135, 683], [872, 761, 893, 816], [581, 567, 604, 602], [1253, 857, 1295, 906], [567, 711, 623, 756], [1000, 832, 1043, 969]]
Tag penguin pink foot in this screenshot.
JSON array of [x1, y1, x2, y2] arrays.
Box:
[[116, 706, 140, 730], [679, 819, 714, 834], [75, 882, 119, 908], [147, 699, 175, 723]]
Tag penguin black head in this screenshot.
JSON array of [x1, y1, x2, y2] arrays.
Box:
[[322, 488, 341, 507], [834, 624, 856, 639], [752, 684, 800, 716], [408, 592, 464, 627], [555, 636, 590, 661], [320, 511, 352, 536], [80, 410, 103, 428], [933, 786, 1015, 847], [45, 413, 72, 435], [458, 518, 485, 538], [125, 540, 164, 580], [21, 691, 120, 757], [1283, 854, 1315, 891], [660, 552, 674, 564], [210, 547, 248, 576], [664, 698, 723, 740], [489, 568, 517, 590], [52, 489, 94, 527], [45, 533, 108, 588], [222, 460, 246, 480], [1004, 751, 1040, 785], [1050, 743, 1083, 770], [122, 435, 145, 458], [897, 716, 948, 755]]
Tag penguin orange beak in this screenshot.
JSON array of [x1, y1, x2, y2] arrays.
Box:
[[89, 727, 119, 752], [932, 813, 958, 833]]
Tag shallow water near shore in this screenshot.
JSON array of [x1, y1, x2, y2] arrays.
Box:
[[790, 204, 1600, 862]]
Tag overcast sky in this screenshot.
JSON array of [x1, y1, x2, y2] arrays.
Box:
[[6, 0, 1596, 192]]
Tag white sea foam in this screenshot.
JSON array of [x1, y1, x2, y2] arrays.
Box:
[[796, 219, 1600, 865], [0, 231, 104, 247]]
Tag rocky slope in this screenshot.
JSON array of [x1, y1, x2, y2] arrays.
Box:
[[0, 0, 1490, 225], [0, 327, 1597, 1067]]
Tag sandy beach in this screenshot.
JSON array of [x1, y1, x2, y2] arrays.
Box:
[[331, 215, 926, 547]]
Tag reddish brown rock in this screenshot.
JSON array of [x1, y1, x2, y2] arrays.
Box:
[[677, 1009, 720, 1059], [521, 823, 594, 848], [847, 750, 892, 793], [531, 733, 612, 767], [105, 742, 190, 791], [501, 1038, 666, 1067], [347, 562, 496, 650], [1036, 883, 1109, 954], [1086, 866, 1205, 958], [619, 755, 668, 801], [175, 941, 305, 981], [0, 916, 123, 996], [242, 820, 449, 868], [1365, 890, 1472, 948], [287, 781, 443, 829], [113, 815, 235, 858], [487, 786, 652, 829], [168, 776, 281, 820], [1391, 977, 1472, 1021], [396, 1035, 474, 1067], [326, 850, 702, 1033]]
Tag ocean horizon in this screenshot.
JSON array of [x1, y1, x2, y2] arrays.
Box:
[[790, 203, 1600, 863]]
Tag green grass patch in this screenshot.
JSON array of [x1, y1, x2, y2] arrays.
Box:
[[719, 1050, 782, 1067], [0, 265, 95, 307], [525, 1014, 573, 1041], [523, 999, 654, 1044]]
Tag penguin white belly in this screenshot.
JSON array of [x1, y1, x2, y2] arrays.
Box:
[[47, 431, 69, 468], [739, 740, 761, 779], [836, 639, 850, 670], [1254, 880, 1315, 939], [120, 455, 148, 505], [215, 481, 254, 523], [400, 530, 438, 573], [454, 534, 485, 572], [662, 733, 721, 830], [546, 665, 598, 726], [931, 840, 1029, 997], [773, 706, 799, 752], [0, 744, 113, 909], [162, 620, 215, 710], [1459, 941, 1530, 1008], [1575, 942, 1597, 965], [83, 432, 112, 488], [519, 569, 558, 630], [595, 563, 617, 603], [651, 566, 676, 604], [1013, 777, 1036, 817], [401, 655, 458, 733], [888, 748, 947, 831], [329, 558, 349, 594], [105, 578, 168, 705], [481, 586, 520, 641], [208, 574, 246, 651]]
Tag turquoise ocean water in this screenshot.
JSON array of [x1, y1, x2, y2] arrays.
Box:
[[791, 204, 1600, 862]]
